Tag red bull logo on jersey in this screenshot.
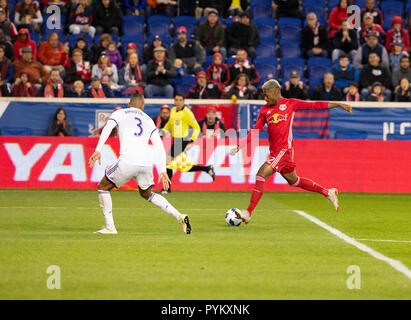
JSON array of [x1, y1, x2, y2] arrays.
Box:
[[268, 113, 288, 124]]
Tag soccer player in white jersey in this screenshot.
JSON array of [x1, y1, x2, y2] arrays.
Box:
[[88, 92, 192, 234]]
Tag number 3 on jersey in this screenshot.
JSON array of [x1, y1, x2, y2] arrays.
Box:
[[134, 117, 143, 136]]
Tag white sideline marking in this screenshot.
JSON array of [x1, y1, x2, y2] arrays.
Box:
[[0, 206, 223, 211], [293, 210, 411, 281], [356, 239, 411, 244]]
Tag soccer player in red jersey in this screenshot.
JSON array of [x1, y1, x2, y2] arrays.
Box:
[[230, 79, 353, 223]]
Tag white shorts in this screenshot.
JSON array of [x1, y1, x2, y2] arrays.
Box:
[[105, 159, 154, 190]]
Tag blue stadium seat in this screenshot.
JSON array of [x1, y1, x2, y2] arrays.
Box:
[[309, 77, 323, 96], [293, 131, 319, 139], [8, 2, 15, 22], [94, 33, 119, 46], [250, 4, 273, 18], [281, 57, 305, 80], [302, 0, 326, 7], [173, 16, 197, 38], [0, 127, 31, 136], [335, 131, 368, 140], [303, 5, 326, 25], [278, 18, 302, 41], [68, 34, 92, 49], [355, 0, 366, 8], [29, 32, 39, 46], [254, 18, 275, 38], [380, 2, 405, 31], [202, 55, 214, 68], [255, 59, 278, 86], [256, 42, 276, 58], [307, 57, 332, 81], [327, 0, 339, 11], [279, 39, 301, 59], [122, 15, 145, 36], [259, 37, 277, 45], [173, 75, 196, 94], [250, 0, 272, 6], [225, 17, 235, 28], [147, 15, 171, 38]]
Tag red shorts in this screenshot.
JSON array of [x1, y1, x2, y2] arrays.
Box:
[[265, 148, 296, 174]]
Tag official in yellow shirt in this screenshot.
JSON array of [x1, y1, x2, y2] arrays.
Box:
[[162, 93, 215, 193]]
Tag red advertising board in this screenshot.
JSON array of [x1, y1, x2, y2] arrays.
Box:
[[1, 136, 410, 193]]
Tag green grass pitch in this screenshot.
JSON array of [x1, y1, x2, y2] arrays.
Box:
[[0, 189, 410, 300]]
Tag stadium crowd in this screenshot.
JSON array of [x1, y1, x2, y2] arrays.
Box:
[[1, 0, 411, 102]]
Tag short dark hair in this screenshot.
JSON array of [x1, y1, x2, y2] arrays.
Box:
[[339, 53, 350, 60], [400, 55, 410, 62], [174, 93, 185, 99], [130, 92, 144, 105]]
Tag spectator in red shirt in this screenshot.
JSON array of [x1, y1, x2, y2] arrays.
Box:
[[360, 12, 385, 45], [12, 70, 38, 97], [385, 16, 410, 53], [328, 0, 349, 39], [37, 32, 70, 74], [13, 28, 36, 60], [206, 52, 230, 90], [65, 48, 91, 84]]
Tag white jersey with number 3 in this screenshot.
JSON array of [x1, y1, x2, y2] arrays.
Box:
[[108, 108, 156, 165]]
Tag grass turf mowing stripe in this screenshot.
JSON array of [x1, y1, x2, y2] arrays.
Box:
[[355, 239, 411, 244], [293, 210, 411, 281]]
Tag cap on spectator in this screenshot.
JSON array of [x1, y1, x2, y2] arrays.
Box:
[[393, 38, 404, 46], [207, 105, 217, 113], [127, 42, 136, 49], [208, 8, 218, 16], [91, 76, 100, 82], [239, 11, 250, 18], [364, 12, 373, 19], [366, 32, 378, 38], [290, 71, 300, 78], [153, 35, 162, 42], [196, 71, 206, 78], [160, 104, 170, 111], [153, 46, 166, 52], [100, 51, 108, 57], [177, 26, 187, 34], [22, 46, 32, 53], [0, 8, 5, 14], [372, 81, 383, 88]]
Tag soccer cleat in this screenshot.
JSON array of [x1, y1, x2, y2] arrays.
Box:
[[208, 165, 216, 181], [237, 210, 251, 224], [93, 227, 118, 234], [179, 214, 192, 234], [328, 188, 339, 212], [161, 189, 172, 194]]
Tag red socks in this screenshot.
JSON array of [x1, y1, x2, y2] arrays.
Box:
[[291, 177, 328, 197], [247, 175, 266, 214]]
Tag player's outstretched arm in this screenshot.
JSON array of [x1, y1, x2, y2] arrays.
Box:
[[328, 102, 353, 114]]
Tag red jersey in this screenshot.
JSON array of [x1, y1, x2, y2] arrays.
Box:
[[245, 98, 329, 154]]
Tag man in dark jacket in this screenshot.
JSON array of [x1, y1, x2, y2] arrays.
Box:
[[353, 33, 389, 70], [332, 19, 359, 62], [93, 0, 122, 36], [302, 13, 329, 58], [195, 9, 226, 58], [227, 11, 259, 59], [359, 52, 392, 100], [228, 49, 260, 86], [281, 71, 309, 99], [169, 26, 205, 75], [145, 46, 174, 98], [312, 73, 343, 101]]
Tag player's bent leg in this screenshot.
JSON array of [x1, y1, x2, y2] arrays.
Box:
[[95, 176, 117, 234], [240, 163, 274, 224], [282, 170, 339, 212], [142, 186, 192, 234]]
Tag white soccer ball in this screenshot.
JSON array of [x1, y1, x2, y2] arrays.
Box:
[[225, 208, 242, 226]]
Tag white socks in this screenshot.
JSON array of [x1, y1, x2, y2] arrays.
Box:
[[148, 193, 181, 222], [98, 190, 116, 231]]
